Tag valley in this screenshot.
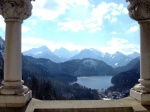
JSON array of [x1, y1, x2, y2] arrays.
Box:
[[0, 37, 140, 100]]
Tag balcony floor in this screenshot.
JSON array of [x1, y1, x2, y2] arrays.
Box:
[[0, 97, 149, 112]]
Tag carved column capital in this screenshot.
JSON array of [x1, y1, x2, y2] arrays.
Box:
[[127, 0, 150, 21], [0, 0, 33, 21]]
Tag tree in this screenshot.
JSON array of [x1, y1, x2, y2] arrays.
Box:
[[31, 76, 39, 98]]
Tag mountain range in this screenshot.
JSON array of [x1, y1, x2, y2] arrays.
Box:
[[23, 46, 140, 67], [23, 53, 140, 78], [23, 46, 66, 63], [54, 47, 78, 59], [0, 36, 140, 100], [23, 56, 116, 77], [0, 37, 128, 77]]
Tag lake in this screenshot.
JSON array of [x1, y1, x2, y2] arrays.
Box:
[[76, 76, 113, 91]]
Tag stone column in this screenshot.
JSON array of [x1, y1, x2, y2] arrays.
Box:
[[127, 0, 150, 105], [0, 0, 33, 107]]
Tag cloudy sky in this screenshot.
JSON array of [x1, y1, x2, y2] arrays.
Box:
[[0, 0, 140, 54]]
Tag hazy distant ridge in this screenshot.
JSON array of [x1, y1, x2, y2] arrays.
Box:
[[23, 46, 140, 67]]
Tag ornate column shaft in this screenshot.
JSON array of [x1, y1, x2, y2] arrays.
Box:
[[0, 0, 33, 107], [127, 0, 150, 105]]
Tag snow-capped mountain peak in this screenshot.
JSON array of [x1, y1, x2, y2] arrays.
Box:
[[70, 48, 103, 60], [53, 47, 78, 59], [128, 52, 140, 59], [23, 45, 63, 63]]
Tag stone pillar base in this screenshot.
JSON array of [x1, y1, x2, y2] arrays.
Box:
[[0, 90, 32, 107], [130, 89, 150, 105]]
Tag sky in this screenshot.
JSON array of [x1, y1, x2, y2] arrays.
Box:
[[0, 0, 140, 54]]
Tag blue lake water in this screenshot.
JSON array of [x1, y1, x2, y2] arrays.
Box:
[[76, 76, 113, 91]]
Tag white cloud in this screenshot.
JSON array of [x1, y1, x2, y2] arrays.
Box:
[[0, 16, 5, 31], [32, 0, 90, 21], [22, 37, 139, 55], [104, 37, 139, 54], [110, 18, 117, 22], [104, 15, 110, 19], [22, 37, 92, 52], [85, 2, 127, 32], [111, 31, 117, 35], [118, 3, 128, 14], [22, 26, 31, 33], [102, 3, 127, 22], [108, 37, 128, 46], [22, 37, 56, 52], [111, 10, 120, 16], [57, 2, 127, 33], [57, 19, 84, 32], [127, 25, 139, 33], [32, 0, 69, 20], [32, 1, 127, 33], [123, 8, 128, 14]]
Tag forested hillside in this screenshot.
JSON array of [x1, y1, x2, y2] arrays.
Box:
[[0, 55, 101, 100], [106, 60, 140, 96], [0, 37, 141, 100]]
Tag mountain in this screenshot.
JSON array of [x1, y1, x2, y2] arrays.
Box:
[[70, 48, 103, 60], [22, 56, 116, 99], [53, 47, 78, 60], [24, 57, 116, 77], [0, 37, 4, 58], [23, 46, 138, 68], [59, 58, 116, 77], [109, 68, 140, 92], [0, 39, 104, 100], [0, 37, 140, 100], [23, 46, 64, 63], [128, 52, 140, 59], [15, 56, 102, 100], [115, 56, 140, 73], [70, 50, 132, 68], [22, 55, 140, 100], [104, 51, 132, 67], [107, 58, 140, 94]]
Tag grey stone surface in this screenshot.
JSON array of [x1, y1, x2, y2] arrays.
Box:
[[0, 97, 149, 112]]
